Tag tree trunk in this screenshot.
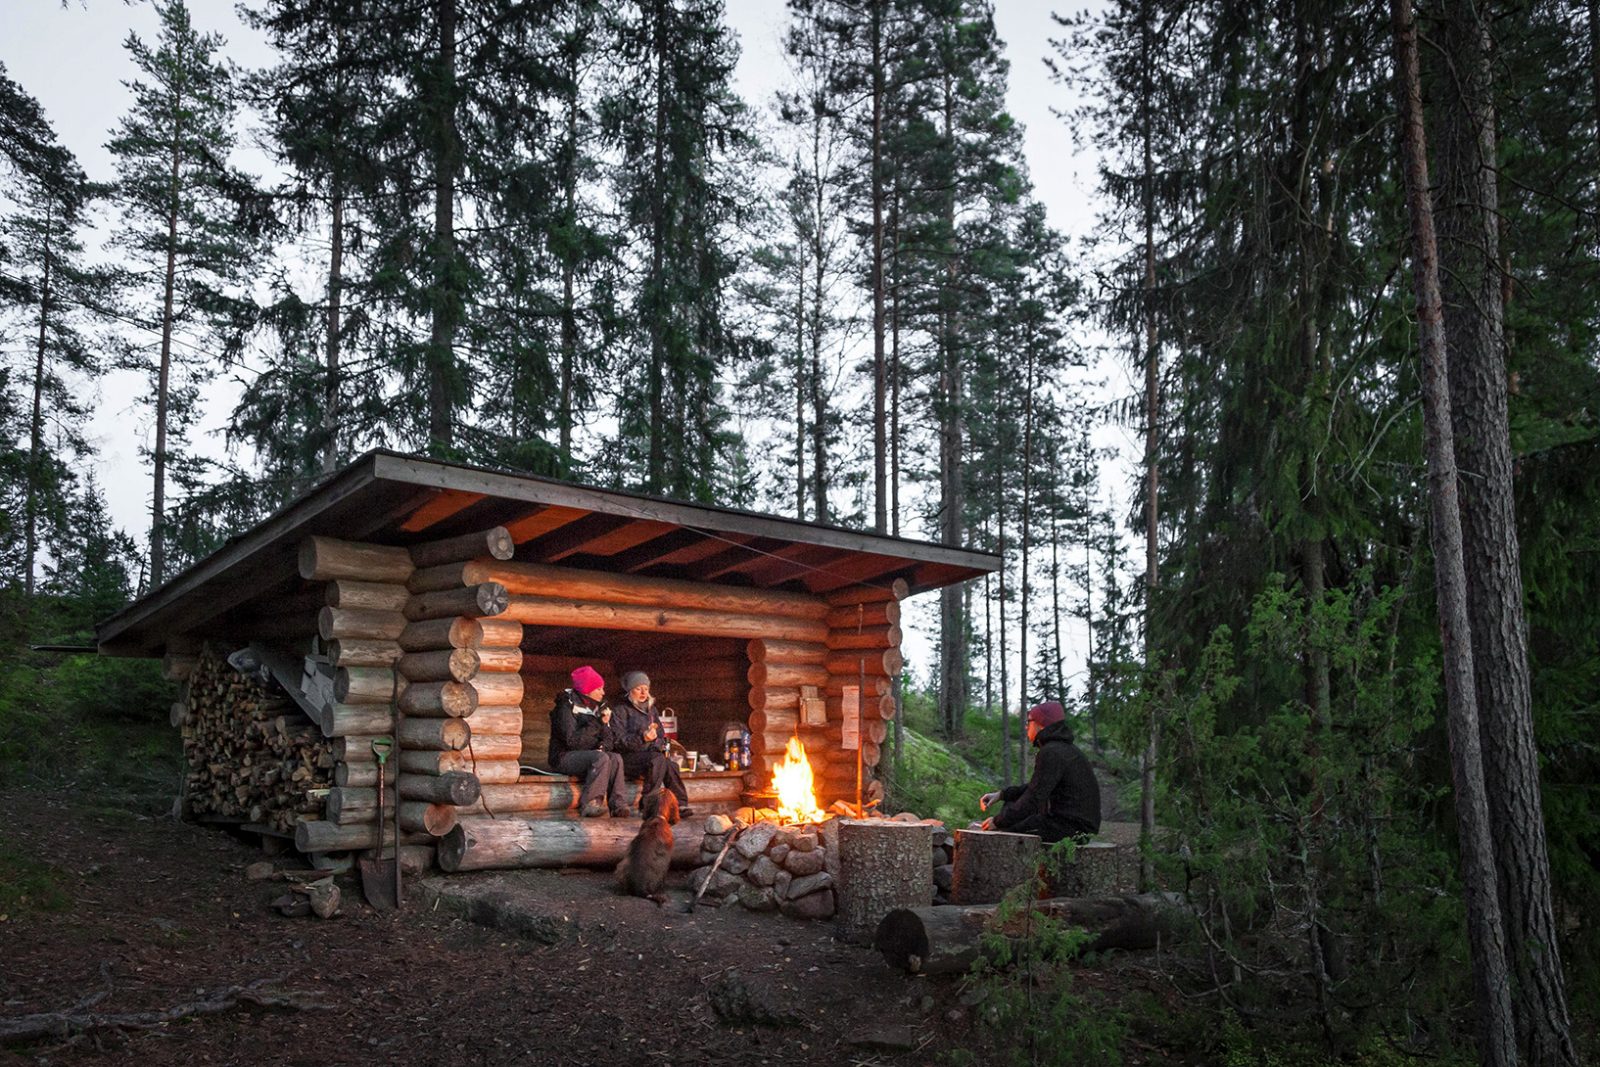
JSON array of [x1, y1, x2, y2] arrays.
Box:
[[1391, 3, 1518, 1062], [25, 199, 52, 599], [151, 75, 184, 589], [870, 0, 887, 534], [322, 170, 343, 477], [646, 0, 668, 493], [937, 70, 965, 741], [558, 31, 580, 478], [1433, 1, 1575, 1058], [1019, 338, 1036, 774], [1138, 0, 1159, 891], [427, 0, 459, 455]]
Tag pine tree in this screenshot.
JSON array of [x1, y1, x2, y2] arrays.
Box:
[[106, 0, 263, 588]]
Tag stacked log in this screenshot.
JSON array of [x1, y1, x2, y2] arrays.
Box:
[[809, 579, 907, 801], [180, 644, 332, 834], [400, 528, 524, 825]]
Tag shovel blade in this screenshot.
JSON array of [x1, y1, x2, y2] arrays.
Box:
[[359, 856, 398, 910]]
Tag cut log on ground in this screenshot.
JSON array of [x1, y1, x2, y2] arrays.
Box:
[[836, 819, 935, 944], [437, 814, 708, 871], [951, 829, 1041, 905], [873, 893, 1189, 975]]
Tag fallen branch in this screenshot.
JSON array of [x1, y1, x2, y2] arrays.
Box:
[[0, 979, 325, 1045], [687, 825, 746, 914]]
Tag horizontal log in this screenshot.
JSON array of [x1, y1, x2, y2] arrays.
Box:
[[825, 693, 898, 720], [325, 580, 410, 613], [335, 760, 396, 787], [462, 705, 521, 735], [825, 676, 893, 698], [477, 619, 523, 648], [397, 844, 436, 876], [333, 734, 389, 761], [398, 751, 521, 783], [399, 682, 477, 718], [414, 559, 828, 621], [459, 733, 521, 760], [748, 686, 800, 712], [874, 894, 1186, 975], [748, 662, 829, 689], [328, 638, 404, 669], [470, 674, 525, 708], [294, 818, 432, 853], [630, 656, 744, 682], [401, 802, 457, 837], [456, 775, 743, 817], [335, 666, 403, 704], [476, 647, 522, 673], [405, 584, 510, 622], [824, 578, 909, 606], [319, 606, 408, 641], [749, 709, 798, 735], [326, 787, 385, 825], [397, 717, 471, 751], [398, 770, 481, 806], [649, 677, 746, 703], [323, 704, 394, 737], [825, 649, 903, 676], [299, 536, 414, 584], [399, 617, 483, 651], [745, 639, 828, 665], [408, 526, 515, 569], [826, 624, 900, 651], [495, 596, 828, 644], [519, 653, 614, 676], [824, 600, 900, 630], [399, 648, 479, 684], [438, 815, 707, 872]]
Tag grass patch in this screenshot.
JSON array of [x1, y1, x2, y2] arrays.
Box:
[[0, 846, 72, 915]]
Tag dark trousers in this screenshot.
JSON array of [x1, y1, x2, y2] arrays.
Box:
[[555, 750, 626, 812], [621, 750, 688, 805]]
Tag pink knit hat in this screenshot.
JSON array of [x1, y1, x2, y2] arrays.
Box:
[[571, 665, 605, 696]]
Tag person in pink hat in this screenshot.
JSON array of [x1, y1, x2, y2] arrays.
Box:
[[977, 701, 1100, 844], [547, 665, 627, 817]]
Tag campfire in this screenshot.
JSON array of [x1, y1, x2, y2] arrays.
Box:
[[770, 736, 825, 824]]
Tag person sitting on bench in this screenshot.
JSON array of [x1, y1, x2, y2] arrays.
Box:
[[977, 701, 1100, 844], [613, 671, 693, 817], [548, 665, 628, 817]]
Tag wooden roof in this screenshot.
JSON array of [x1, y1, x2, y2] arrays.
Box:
[[97, 450, 999, 656]]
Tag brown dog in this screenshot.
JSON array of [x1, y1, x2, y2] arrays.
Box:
[[615, 788, 680, 904]]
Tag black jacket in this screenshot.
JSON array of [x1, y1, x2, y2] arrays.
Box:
[[994, 720, 1101, 843], [612, 697, 669, 756], [548, 689, 617, 766]]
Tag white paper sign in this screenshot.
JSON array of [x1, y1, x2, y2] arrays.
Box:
[[840, 685, 860, 750]]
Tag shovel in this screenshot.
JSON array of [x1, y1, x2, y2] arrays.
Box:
[[359, 737, 398, 910]]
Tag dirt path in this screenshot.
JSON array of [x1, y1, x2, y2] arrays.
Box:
[[1, 791, 1095, 1066]]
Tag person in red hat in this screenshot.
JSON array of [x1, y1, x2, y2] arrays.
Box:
[[977, 701, 1100, 843], [548, 665, 628, 817]]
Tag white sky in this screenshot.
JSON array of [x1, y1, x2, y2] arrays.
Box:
[[2, 0, 1131, 700]]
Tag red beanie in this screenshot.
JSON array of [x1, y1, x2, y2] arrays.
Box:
[[1027, 701, 1066, 727], [571, 665, 604, 696]]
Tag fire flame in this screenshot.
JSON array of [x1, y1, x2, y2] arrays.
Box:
[[771, 736, 824, 824]]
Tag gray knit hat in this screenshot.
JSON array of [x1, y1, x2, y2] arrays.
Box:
[[621, 670, 651, 691]]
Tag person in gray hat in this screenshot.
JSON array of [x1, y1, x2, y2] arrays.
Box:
[[612, 671, 692, 816]]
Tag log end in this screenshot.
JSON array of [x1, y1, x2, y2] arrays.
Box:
[[485, 526, 514, 561], [438, 824, 468, 872]]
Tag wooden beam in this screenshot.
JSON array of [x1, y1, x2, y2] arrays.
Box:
[[681, 537, 790, 581], [739, 543, 851, 586], [399, 489, 488, 533], [501, 503, 588, 543], [520, 513, 637, 563], [803, 556, 916, 596]]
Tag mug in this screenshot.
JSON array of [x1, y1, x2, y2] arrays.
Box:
[[685, 751, 698, 772]]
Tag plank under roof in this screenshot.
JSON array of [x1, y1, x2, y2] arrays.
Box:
[[97, 450, 999, 656]]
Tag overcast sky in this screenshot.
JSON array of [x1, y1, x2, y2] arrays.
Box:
[[3, 0, 1125, 693]]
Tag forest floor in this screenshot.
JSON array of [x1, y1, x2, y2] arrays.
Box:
[[0, 789, 1184, 1067]]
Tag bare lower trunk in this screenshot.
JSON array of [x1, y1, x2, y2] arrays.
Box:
[[322, 180, 343, 477], [1137, 0, 1159, 892], [427, 0, 458, 455], [152, 77, 184, 590], [25, 202, 52, 599], [870, 0, 887, 534], [1391, 3, 1517, 1061]]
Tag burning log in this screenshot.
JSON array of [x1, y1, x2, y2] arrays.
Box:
[[873, 893, 1188, 975]]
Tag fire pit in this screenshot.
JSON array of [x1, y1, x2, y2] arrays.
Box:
[[687, 738, 953, 922]]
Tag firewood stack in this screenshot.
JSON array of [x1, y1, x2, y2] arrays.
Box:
[[179, 644, 333, 834]]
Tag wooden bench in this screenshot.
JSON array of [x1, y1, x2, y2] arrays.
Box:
[[455, 768, 744, 818]]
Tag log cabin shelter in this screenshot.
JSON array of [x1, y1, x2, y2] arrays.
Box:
[[95, 449, 998, 870]]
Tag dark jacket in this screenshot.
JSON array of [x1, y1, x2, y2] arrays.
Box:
[[548, 689, 617, 766], [994, 720, 1101, 843], [612, 696, 669, 756]]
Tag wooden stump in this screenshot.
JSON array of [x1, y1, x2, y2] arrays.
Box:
[[951, 829, 1041, 905], [836, 819, 934, 944], [1050, 841, 1133, 897]]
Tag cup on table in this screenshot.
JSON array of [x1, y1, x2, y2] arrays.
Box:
[[685, 751, 698, 772]]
